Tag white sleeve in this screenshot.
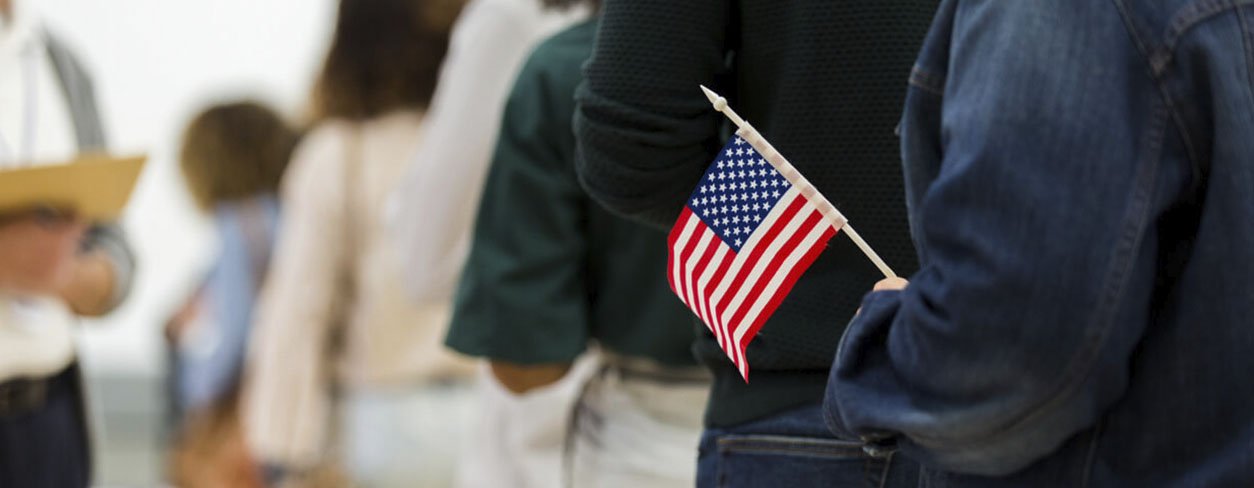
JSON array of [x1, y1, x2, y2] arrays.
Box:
[[386, 0, 584, 304], [243, 124, 349, 469]]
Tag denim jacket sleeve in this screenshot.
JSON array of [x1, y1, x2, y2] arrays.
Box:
[[825, 0, 1191, 476]]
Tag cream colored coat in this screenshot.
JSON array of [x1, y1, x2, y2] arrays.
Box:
[[243, 111, 472, 469]]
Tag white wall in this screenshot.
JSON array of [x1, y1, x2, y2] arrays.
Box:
[[33, 0, 337, 375]]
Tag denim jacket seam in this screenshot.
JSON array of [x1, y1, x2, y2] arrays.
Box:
[[1079, 419, 1105, 488], [1115, 0, 1208, 189], [1158, 0, 1254, 74], [1239, 7, 1254, 106], [874, 451, 893, 488], [1011, 99, 1170, 453], [909, 65, 946, 96]]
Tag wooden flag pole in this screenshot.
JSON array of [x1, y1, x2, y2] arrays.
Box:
[[700, 85, 897, 279]]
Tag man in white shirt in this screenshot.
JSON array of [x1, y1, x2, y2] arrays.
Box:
[[0, 0, 134, 485], [387, 0, 587, 486]]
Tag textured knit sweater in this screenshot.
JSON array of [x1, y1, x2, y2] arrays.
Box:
[[575, 0, 937, 427]]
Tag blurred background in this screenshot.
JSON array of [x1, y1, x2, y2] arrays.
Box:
[[37, 1, 336, 484]]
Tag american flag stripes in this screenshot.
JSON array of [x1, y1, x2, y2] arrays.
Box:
[[667, 135, 844, 381]]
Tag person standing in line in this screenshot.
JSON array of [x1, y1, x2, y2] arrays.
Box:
[[826, 1, 1254, 486], [241, 1, 473, 486], [0, 0, 136, 486], [166, 101, 298, 488], [443, 1, 710, 486], [388, 0, 583, 303], [574, 1, 936, 486], [384, 0, 584, 486]]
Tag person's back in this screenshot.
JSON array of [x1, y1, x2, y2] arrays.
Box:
[[826, 1, 1254, 485], [578, 0, 935, 425], [389, 0, 583, 305], [576, 1, 936, 486], [308, 112, 468, 383], [171, 102, 293, 415], [241, 1, 473, 485]]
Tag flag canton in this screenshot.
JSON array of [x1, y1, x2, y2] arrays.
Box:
[[688, 137, 790, 252]]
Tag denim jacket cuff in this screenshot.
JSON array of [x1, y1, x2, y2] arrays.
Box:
[[823, 290, 903, 440]]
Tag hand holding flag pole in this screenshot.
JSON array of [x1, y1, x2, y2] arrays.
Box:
[[700, 85, 897, 279], [665, 87, 899, 380]]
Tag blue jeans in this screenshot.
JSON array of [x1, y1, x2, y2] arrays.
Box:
[[697, 403, 919, 488]]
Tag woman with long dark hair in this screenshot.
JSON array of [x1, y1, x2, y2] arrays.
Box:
[[241, 1, 471, 486]]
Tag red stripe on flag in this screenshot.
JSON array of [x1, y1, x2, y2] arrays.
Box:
[[675, 225, 709, 307], [668, 207, 694, 247], [693, 237, 734, 333], [735, 225, 839, 358], [684, 231, 721, 323], [666, 208, 695, 296]]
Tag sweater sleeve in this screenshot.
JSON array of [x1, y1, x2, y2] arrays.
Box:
[[573, 0, 731, 228], [242, 124, 348, 469]]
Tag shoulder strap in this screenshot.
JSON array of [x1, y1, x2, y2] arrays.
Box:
[[42, 30, 107, 153], [341, 128, 362, 282]]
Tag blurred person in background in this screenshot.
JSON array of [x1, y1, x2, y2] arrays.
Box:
[[241, 0, 473, 486], [0, 0, 136, 486], [166, 101, 298, 488], [384, 0, 583, 485], [443, 1, 709, 487], [574, 1, 936, 486], [388, 0, 584, 304]]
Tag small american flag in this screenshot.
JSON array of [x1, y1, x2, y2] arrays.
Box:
[[668, 133, 845, 381]]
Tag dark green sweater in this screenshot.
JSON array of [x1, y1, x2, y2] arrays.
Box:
[[445, 20, 698, 368], [575, 1, 936, 426]]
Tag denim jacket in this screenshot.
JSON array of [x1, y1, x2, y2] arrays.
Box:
[[825, 0, 1254, 485]]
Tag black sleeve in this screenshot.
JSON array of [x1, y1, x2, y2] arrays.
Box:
[[574, 0, 732, 228]]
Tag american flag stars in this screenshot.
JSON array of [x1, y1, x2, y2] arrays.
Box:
[[685, 137, 790, 252]]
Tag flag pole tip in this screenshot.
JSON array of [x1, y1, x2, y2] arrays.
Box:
[[699, 85, 727, 111]]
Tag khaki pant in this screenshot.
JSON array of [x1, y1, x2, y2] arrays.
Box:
[[569, 360, 710, 488]]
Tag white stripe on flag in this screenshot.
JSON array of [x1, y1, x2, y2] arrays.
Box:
[[694, 243, 730, 330], [681, 231, 716, 314]]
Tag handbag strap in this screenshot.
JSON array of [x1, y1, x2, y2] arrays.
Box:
[[323, 125, 364, 387], [339, 126, 363, 309]]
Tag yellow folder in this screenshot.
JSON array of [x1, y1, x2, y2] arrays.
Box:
[[0, 154, 146, 221]]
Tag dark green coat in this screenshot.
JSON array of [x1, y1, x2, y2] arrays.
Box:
[[445, 20, 697, 367]]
